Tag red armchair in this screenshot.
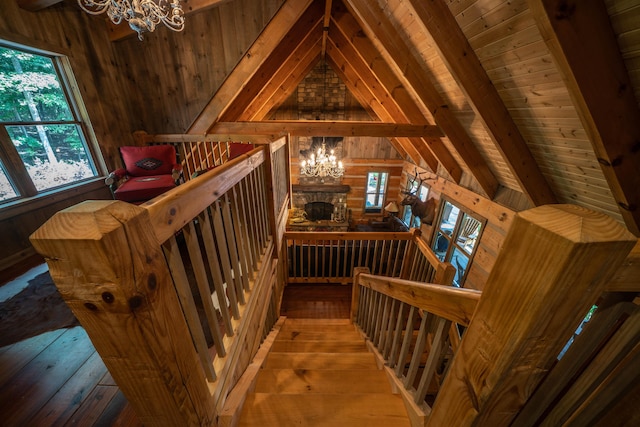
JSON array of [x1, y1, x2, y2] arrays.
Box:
[[106, 145, 183, 203]]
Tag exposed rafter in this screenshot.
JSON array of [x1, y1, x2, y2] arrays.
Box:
[[219, 3, 324, 122], [408, 0, 556, 207], [330, 2, 462, 181], [345, 0, 499, 199], [188, 0, 315, 134], [528, 0, 640, 236]]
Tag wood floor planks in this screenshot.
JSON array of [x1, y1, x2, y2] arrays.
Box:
[[0, 326, 139, 427], [0, 277, 351, 425]]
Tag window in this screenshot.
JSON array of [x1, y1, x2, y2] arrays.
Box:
[[432, 199, 483, 287], [0, 43, 100, 204], [401, 183, 429, 228], [364, 171, 388, 213]]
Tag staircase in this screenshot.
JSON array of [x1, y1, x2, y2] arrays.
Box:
[[238, 318, 411, 426]]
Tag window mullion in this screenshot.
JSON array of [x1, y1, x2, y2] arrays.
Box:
[[0, 126, 37, 197]]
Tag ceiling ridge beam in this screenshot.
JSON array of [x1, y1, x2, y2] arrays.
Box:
[[408, 0, 556, 207], [187, 0, 315, 134], [345, 0, 499, 199], [528, 0, 640, 235]]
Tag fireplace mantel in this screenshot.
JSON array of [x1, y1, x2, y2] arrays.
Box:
[[292, 184, 350, 193]]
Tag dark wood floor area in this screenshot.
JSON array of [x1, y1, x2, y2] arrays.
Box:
[[280, 283, 352, 319], [0, 278, 351, 426]]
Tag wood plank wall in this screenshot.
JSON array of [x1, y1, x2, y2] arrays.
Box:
[[0, 2, 133, 279], [0, 1, 284, 279], [110, 0, 286, 137]]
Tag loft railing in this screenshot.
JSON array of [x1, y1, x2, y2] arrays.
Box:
[[30, 132, 638, 426], [134, 131, 273, 180], [30, 135, 290, 426], [284, 229, 456, 285]]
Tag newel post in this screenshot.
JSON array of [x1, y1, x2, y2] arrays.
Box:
[[426, 205, 637, 427], [30, 200, 214, 427]]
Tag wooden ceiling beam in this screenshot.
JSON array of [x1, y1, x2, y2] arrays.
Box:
[[245, 47, 322, 121], [321, 0, 333, 58], [210, 121, 444, 138], [326, 42, 429, 166], [345, 0, 499, 199], [16, 0, 62, 11], [187, 0, 315, 134], [408, 0, 556, 206], [106, 0, 234, 41], [328, 24, 439, 172], [528, 0, 640, 236], [330, 5, 462, 182], [219, 5, 324, 122]]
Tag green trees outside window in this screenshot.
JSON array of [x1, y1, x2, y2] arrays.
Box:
[[0, 44, 98, 202]]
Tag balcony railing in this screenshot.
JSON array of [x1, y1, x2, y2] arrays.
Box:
[[30, 132, 638, 426]]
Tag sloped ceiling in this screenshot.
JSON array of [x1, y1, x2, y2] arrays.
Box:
[[20, 0, 640, 235]]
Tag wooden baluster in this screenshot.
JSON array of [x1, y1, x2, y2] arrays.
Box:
[[198, 210, 233, 337], [405, 312, 431, 389], [221, 194, 245, 302], [415, 316, 452, 403], [30, 201, 215, 425], [183, 220, 225, 356], [378, 295, 392, 349], [396, 306, 418, 378], [229, 189, 252, 291], [389, 302, 409, 369], [427, 205, 636, 426], [212, 199, 240, 319], [383, 299, 399, 359]]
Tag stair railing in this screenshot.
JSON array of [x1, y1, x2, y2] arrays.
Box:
[[30, 136, 291, 426], [353, 205, 636, 426], [351, 268, 481, 423]]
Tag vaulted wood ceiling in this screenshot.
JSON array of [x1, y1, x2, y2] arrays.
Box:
[[19, 0, 640, 235]]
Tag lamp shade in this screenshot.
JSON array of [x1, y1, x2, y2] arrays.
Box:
[[384, 201, 399, 213]]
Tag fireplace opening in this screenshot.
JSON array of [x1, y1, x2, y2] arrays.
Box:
[[304, 201, 334, 221]]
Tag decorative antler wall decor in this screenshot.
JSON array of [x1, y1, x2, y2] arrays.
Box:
[[401, 168, 436, 225]]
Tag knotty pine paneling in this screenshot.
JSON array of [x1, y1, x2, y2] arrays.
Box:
[[0, 2, 133, 277], [112, 0, 285, 135]]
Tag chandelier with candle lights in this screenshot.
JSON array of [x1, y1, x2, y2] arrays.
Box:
[[300, 140, 344, 180], [77, 0, 185, 40]]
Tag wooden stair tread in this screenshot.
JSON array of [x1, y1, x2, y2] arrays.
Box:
[[271, 340, 368, 353], [282, 318, 352, 326], [265, 352, 377, 370], [276, 330, 363, 342], [239, 393, 410, 427], [255, 369, 393, 393]]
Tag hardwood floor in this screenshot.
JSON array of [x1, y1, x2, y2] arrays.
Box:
[[0, 273, 351, 426]]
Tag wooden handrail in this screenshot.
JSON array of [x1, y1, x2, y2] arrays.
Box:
[[144, 147, 265, 243], [355, 273, 481, 326]]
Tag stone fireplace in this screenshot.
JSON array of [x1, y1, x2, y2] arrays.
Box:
[[292, 184, 350, 222]]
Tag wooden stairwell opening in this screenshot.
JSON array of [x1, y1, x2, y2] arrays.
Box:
[[226, 317, 411, 426]]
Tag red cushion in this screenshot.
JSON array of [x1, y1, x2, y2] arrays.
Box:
[[229, 143, 254, 160], [114, 174, 177, 202], [120, 145, 176, 177]]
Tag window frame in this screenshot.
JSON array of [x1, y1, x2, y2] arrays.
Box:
[[0, 40, 105, 209], [431, 198, 485, 287], [363, 170, 389, 214]]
